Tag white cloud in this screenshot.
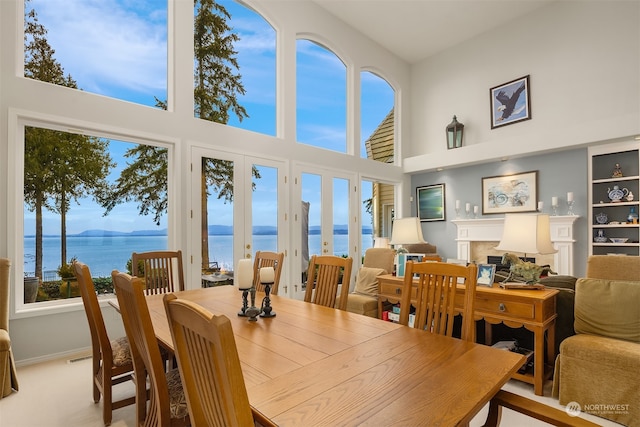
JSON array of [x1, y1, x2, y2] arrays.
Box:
[[29, 0, 167, 95]]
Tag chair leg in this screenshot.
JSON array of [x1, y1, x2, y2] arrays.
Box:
[[481, 399, 502, 427]]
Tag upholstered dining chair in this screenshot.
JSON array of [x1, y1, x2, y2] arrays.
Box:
[[252, 251, 284, 295], [163, 294, 277, 427], [304, 255, 353, 310], [132, 250, 185, 295], [75, 261, 135, 425], [400, 261, 477, 342], [112, 270, 189, 427], [0, 258, 18, 399]]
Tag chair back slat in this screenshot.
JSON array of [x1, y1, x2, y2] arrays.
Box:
[[132, 250, 185, 295], [163, 294, 267, 427], [252, 251, 284, 295], [401, 261, 477, 342], [304, 255, 353, 310], [112, 270, 182, 426]]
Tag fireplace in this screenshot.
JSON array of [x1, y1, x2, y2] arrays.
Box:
[[452, 216, 579, 275]]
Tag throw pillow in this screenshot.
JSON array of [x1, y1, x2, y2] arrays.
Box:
[[354, 267, 386, 296]]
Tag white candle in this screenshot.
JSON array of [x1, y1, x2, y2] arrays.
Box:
[[465, 202, 471, 212], [455, 200, 460, 209], [537, 201, 543, 211], [567, 192, 574, 202], [551, 196, 558, 207], [235, 259, 253, 290], [473, 205, 478, 214], [260, 266, 275, 284]]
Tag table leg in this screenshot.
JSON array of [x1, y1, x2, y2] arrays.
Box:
[[533, 325, 545, 396]]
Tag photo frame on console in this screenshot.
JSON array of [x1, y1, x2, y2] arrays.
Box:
[[397, 253, 424, 277], [482, 170, 538, 214], [476, 264, 496, 287]]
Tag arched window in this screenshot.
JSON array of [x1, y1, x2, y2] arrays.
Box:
[[361, 71, 395, 163], [197, 1, 277, 136], [296, 39, 347, 153]]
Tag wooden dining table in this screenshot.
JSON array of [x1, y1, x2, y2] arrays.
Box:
[[129, 285, 525, 426]]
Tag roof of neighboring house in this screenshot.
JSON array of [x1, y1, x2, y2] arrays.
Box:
[[365, 108, 394, 163]]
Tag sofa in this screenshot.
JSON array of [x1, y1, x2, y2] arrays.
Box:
[[1, 258, 19, 398], [552, 255, 640, 427]]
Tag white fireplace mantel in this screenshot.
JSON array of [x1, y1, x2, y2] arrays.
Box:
[[452, 215, 579, 275]]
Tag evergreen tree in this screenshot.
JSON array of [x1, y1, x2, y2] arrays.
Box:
[[24, 0, 114, 278], [105, 0, 256, 270]]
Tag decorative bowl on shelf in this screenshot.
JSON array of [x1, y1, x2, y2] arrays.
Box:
[[609, 238, 629, 244], [595, 212, 608, 224]]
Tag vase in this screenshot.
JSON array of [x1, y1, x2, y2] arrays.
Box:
[[628, 207, 639, 224], [24, 276, 39, 303]]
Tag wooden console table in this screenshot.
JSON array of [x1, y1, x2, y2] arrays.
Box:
[[377, 274, 559, 396]]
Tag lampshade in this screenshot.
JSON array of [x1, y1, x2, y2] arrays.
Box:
[[374, 237, 390, 248], [495, 214, 557, 255], [259, 266, 275, 284], [235, 259, 253, 290], [390, 217, 426, 245]]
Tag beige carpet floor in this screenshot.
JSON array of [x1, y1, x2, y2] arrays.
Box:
[[0, 352, 614, 426]]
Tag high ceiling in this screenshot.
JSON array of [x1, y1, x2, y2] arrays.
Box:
[[310, 0, 555, 64]]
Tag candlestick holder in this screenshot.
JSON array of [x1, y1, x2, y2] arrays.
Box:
[[455, 207, 461, 219], [465, 207, 471, 219], [238, 289, 249, 316], [260, 281, 276, 318], [244, 286, 260, 322], [567, 200, 575, 216], [552, 203, 559, 216]]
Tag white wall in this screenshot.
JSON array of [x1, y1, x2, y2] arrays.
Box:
[[405, 0, 640, 172]]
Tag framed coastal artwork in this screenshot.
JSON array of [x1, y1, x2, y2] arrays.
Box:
[[482, 170, 538, 214], [417, 184, 445, 222], [490, 75, 531, 129]]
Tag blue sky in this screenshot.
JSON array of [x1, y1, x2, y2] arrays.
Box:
[[25, 0, 392, 234]]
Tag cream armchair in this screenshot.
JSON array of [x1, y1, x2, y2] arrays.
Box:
[[338, 248, 395, 318], [1, 258, 19, 398], [552, 255, 640, 427]]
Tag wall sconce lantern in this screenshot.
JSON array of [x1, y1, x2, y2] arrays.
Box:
[[446, 115, 464, 149]]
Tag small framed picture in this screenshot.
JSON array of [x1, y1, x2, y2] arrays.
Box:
[[477, 264, 496, 287], [416, 184, 445, 222], [490, 75, 531, 129], [398, 253, 424, 277]]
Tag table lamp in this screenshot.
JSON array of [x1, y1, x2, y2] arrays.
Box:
[[495, 214, 557, 283], [259, 266, 276, 318], [389, 217, 426, 276]]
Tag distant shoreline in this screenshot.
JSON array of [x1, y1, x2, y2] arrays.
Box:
[[25, 225, 373, 238]]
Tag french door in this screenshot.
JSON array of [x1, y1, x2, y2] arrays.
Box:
[[291, 164, 358, 299], [190, 147, 287, 289]]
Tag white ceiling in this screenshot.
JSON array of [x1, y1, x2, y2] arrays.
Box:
[[311, 0, 555, 64]]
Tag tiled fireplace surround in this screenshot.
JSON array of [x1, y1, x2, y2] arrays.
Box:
[[452, 216, 579, 276]]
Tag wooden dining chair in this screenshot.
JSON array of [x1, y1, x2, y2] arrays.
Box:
[[132, 250, 185, 295], [74, 261, 135, 426], [112, 270, 189, 427], [252, 251, 284, 295], [304, 255, 353, 310], [400, 261, 477, 342], [163, 294, 277, 427]]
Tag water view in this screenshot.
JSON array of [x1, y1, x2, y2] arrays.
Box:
[[24, 233, 375, 278]]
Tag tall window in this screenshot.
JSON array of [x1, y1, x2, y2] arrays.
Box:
[[296, 39, 347, 153], [361, 71, 395, 162], [195, 1, 276, 135], [24, 0, 168, 108], [23, 126, 168, 303]]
